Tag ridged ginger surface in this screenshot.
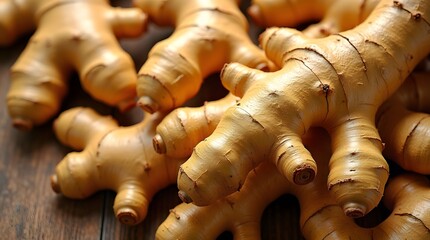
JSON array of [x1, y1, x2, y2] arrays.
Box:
[[177, 0, 430, 220], [377, 71, 430, 174], [50, 107, 185, 225], [4, 0, 146, 130], [132, 0, 272, 113]]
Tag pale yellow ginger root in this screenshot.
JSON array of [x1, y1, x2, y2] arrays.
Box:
[[248, 0, 380, 37], [177, 0, 430, 219], [301, 173, 430, 239], [160, 127, 430, 239], [156, 127, 329, 240], [6, 0, 146, 130], [153, 93, 239, 159], [0, 0, 34, 46], [50, 107, 186, 225], [157, 162, 290, 240], [377, 72, 430, 174], [132, 0, 273, 114]]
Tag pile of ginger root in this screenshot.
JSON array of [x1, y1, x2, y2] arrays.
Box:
[[2, 0, 430, 239]]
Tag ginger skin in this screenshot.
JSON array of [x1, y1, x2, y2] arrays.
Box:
[[156, 127, 329, 240], [159, 128, 430, 239], [157, 162, 290, 240], [248, 0, 380, 37], [132, 0, 272, 114], [50, 108, 185, 225], [153, 93, 239, 159], [0, 0, 35, 46], [377, 72, 430, 174], [6, 0, 146, 130], [177, 0, 430, 219], [301, 173, 430, 239]]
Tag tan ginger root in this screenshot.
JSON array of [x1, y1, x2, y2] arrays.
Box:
[[0, 0, 34, 46], [6, 0, 146, 130], [50, 107, 186, 225], [248, 0, 380, 37], [177, 0, 430, 219], [157, 162, 290, 240], [153, 93, 239, 159], [156, 127, 329, 240], [158, 128, 430, 239], [132, 0, 273, 114], [377, 71, 430, 174], [301, 172, 430, 239]]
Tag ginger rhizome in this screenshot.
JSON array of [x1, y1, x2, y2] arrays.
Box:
[[50, 107, 185, 225], [157, 162, 290, 240], [177, 0, 430, 219], [248, 0, 379, 37], [159, 128, 430, 239], [156, 128, 327, 240], [377, 71, 430, 174], [5, 0, 146, 130], [301, 172, 430, 239], [0, 0, 34, 46], [132, 0, 272, 113], [153, 93, 239, 159]]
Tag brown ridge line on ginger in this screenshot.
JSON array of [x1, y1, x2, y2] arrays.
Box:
[[183, 7, 244, 24], [394, 213, 430, 232], [393, 0, 430, 26], [235, 106, 266, 130], [302, 204, 339, 229], [321, 229, 337, 240], [327, 178, 356, 190], [137, 73, 175, 113], [402, 115, 428, 160], [362, 40, 392, 96], [289, 57, 331, 122], [284, 47, 350, 114], [223, 150, 247, 190], [95, 128, 117, 158], [335, 33, 368, 72], [259, 28, 283, 49]]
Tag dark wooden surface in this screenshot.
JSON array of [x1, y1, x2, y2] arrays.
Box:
[[0, 2, 307, 239]]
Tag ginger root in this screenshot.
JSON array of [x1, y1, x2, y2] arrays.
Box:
[[6, 0, 146, 130], [157, 162, 290, 240], [132, 0, 272, 113], [0, 0, 35, 46], [159, 127, 430, 239], [50, 107, 185, 225], [156, 127, 329, 239], [177, 0, 430, 220], [248, 0, 379, 37], [377, 71, 430, 174], [301, 172, 430, 239], [153, 93, 239, 159]]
